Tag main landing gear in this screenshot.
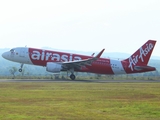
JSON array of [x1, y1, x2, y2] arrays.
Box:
[[19, 63, 24, 72], [69, 68, 76, 80], [70, 74, 76, 80]]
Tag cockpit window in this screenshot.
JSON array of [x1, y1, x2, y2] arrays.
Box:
[[10, 49, 15, 52]]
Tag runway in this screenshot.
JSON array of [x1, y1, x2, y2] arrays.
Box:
[[0, 79, 159, 83]]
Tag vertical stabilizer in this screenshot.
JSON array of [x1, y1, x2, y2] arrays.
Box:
[[123, 40, 156, 71]]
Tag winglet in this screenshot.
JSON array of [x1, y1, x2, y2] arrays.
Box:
[[91, 53, 95, 56], [95, 49, 105, 58]]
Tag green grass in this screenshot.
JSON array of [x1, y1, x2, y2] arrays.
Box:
[[0, 82, 160, 120]]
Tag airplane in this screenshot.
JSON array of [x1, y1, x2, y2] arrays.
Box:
[[2, 40, 157, 80]]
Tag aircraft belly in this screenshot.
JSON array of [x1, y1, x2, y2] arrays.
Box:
[[110, 60, 126, 74]]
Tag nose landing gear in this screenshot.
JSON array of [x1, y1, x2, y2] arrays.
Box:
[[19, 69, 22, 72], [19, 63, 24, 72]]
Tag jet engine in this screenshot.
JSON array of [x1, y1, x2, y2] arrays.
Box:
[[46, 62, 62, 73]]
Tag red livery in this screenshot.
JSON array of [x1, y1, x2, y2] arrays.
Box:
[[2, 40, 156, 80]]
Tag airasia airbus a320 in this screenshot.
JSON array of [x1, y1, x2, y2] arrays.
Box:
[[2, 40, 156, 80]]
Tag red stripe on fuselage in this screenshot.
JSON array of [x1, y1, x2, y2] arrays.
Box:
[[28, 48, 114, 74]]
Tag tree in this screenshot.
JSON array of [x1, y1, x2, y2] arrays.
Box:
[[20, 67, 26, 76], [9, 67, 17, 78], [95, 74, 101, 79]]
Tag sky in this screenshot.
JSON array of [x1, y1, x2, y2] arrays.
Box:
[[0, 0, 160, 56]]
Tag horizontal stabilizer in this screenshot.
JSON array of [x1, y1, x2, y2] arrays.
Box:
[[134, 66, 156, 71]]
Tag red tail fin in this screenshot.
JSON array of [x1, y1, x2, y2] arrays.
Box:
[[123, 40, 156, 71]]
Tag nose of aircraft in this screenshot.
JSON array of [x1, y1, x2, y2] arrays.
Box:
[[2, 52, 8, 59]]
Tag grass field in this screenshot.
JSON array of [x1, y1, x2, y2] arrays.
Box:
[[0, 82, 160, 120]]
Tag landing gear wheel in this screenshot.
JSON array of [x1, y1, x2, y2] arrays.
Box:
[[70, 74, 76, 80], [19, 69, 22, 72], [19, 63, 24, 72]]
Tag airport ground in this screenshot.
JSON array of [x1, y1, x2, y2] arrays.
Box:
[[0, 79, 160, 120], [0, 78, 160, 83]]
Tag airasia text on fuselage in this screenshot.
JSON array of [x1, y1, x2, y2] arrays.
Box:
[[30, 50, 82, 62]]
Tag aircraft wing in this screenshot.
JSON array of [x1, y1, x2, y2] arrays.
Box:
[[61, 49, 105, 70]]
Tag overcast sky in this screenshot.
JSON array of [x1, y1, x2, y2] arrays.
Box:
[[0, 0, 160, 56]]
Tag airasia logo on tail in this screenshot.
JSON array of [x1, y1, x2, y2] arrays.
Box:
[[30, 50, 82, 62], [128, 43, 154, 71]]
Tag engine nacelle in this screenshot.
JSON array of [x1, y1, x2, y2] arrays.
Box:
[[46, 62, 62, 73]]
